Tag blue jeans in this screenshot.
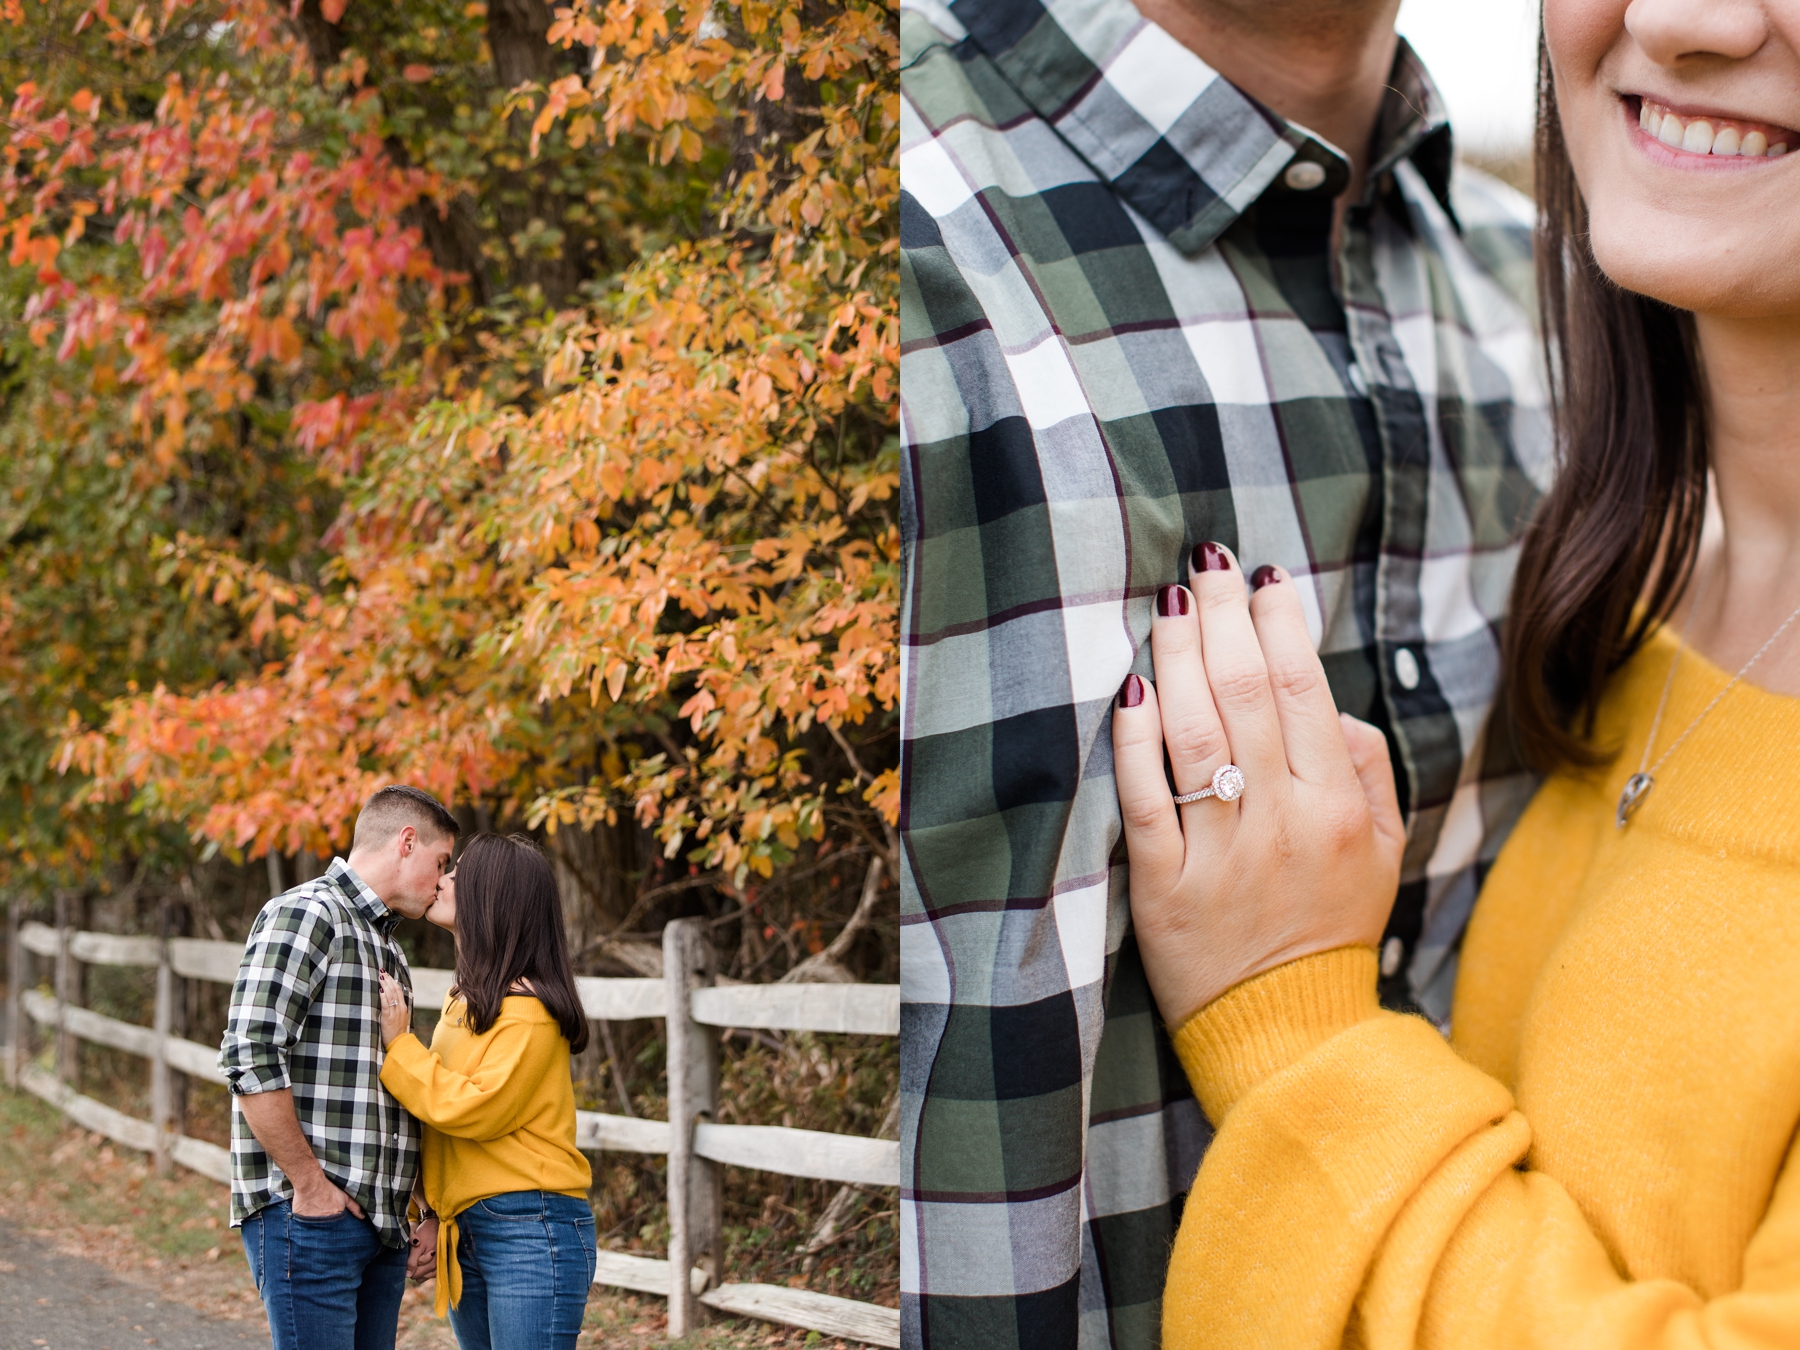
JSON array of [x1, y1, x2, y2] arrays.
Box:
[[240, 1201, 407, 1350], [448, 1191, 597, 1350]]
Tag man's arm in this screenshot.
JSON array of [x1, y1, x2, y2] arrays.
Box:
[[237, 1089, 365, 1218]]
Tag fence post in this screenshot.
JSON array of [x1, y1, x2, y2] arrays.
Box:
[[664, 917, 720, 1336], [54, 894, 74, 1090], [167, 898, 188, 1143], [5, 896, 22, 1087], [150, 902, 173, 1177]]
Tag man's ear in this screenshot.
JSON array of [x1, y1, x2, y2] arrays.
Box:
[[397, 824, 417, 856]]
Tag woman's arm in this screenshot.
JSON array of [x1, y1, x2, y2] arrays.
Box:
[[1164, 946, 1800, 1349], [378, 1008, 547, 1142], [1114, 547, 1800, 1349]]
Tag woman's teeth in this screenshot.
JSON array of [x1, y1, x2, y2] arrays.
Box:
[[1639, 99, 1788, 157]]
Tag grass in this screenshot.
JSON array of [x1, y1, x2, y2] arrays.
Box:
[[0, 1081, 868, 1349]]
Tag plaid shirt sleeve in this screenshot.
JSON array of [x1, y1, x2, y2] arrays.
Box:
[[219, 894, 334, 1097]]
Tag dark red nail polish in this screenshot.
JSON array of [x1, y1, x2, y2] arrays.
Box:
[[1192, 541, 1232, 572], [1117, 674, 1145, 708], [1155, 584, 1191, 617], [1251, 565, 1282, 589]]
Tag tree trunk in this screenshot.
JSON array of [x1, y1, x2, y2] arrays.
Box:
[[484, 0, 589, 305], [487, 0, 558, 86], [288, 0, 345, 72]]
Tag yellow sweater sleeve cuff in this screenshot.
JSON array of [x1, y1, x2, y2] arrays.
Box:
[[379, 1031, 427, 1089], [1171, 945, 1382, 1123]]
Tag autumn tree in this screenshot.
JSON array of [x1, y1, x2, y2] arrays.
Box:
[[1, 0, 898, 982]]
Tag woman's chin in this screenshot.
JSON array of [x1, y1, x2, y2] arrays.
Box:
[[1589, 223, 1800, 319]]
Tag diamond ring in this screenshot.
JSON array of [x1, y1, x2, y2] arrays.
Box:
[[1173, 764, 1245, 805]]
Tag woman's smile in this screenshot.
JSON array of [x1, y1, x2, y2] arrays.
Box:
[[1629, 94, 1797, 162]]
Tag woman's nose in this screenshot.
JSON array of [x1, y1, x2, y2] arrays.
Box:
[[1626, 0, 1769, 67]]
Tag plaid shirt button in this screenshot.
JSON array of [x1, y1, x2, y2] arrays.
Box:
[[1382, 935, 1407, 978], [1284, 160, 1327, 190]]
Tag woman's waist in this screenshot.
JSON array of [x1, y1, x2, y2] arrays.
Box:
[[447, 1188, 592, 1225], [418, 1133, 591, 1213]]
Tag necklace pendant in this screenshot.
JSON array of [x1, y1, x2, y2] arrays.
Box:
[[1616, 772, 1655, 829]]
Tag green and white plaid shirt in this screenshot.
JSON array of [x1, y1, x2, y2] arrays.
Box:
[[220, 857, 418, 1247], [899, 0, 1553, 1344]]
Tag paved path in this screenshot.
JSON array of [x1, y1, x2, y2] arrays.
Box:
[[0, 1217, 269, 1350]]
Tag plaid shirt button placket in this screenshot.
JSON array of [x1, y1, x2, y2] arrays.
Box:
[[219, 857, 418, 1248], [899, 0, 1553, 1344]]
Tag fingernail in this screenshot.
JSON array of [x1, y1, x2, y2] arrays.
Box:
[[1117, 674, 1145, 708], [1155, 584, 1191, 617], [1191, 541, 1232, 572], [1251, 565, 1282, 589]]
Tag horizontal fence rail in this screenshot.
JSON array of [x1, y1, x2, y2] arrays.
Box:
[[696, 1123, 900, 1189], [691, 984, 900, 1037], [3, 909, 898, 1347]]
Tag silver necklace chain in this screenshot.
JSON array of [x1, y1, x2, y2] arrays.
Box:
[[1618, 560, 1800, 827]]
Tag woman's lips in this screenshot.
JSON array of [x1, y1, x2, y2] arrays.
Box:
[[1635, 96, 1793, 158]]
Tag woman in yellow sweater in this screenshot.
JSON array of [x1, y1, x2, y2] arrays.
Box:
[[1110, 3, 1800, 1347], [374, 833, 594, 1350]]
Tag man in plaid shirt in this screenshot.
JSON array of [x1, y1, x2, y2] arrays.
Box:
[[899, 0, 1553, 1344], [220, 784, 459, 1350]]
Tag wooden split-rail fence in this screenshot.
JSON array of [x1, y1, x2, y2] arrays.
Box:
[[1, 905, 900, 1348]]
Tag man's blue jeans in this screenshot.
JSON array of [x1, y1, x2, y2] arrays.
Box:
[[241, 1201, 407, 1350], [448, 1191, 597, 1350]]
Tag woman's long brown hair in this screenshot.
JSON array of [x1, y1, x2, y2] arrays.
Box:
[[450, 833, 590, 1052], [1505, 37, 1711, 768]]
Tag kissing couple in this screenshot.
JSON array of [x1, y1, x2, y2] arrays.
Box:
[[219, 784, 596, 1350]]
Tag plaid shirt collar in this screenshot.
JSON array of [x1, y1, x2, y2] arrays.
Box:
[[949, 0, 1456, 253], [325, 856, 397, 937]]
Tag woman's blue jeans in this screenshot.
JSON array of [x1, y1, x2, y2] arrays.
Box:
[[448, 1191, 597, 1350]]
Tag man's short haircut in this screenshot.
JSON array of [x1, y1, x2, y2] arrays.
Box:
[[351, 784, 461, 852]]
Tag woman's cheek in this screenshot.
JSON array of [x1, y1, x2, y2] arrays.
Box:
[[1544, 0, 1630, 191], [1544, 0, 1624, 75]]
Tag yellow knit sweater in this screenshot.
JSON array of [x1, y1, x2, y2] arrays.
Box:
[[1164, 622, 1800, 1349], [379, 994, 591, 1317]]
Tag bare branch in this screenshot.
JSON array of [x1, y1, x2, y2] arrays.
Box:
[[779, 856, 884, 984]]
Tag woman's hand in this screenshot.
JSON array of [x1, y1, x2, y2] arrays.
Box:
[[377, 970, 412, 1049], [408, 1216, 439, 1282], [1112, 544, 1407, 1030]]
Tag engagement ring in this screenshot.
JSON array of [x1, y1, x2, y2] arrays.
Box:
[[1173, 764, 1245, 805]]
